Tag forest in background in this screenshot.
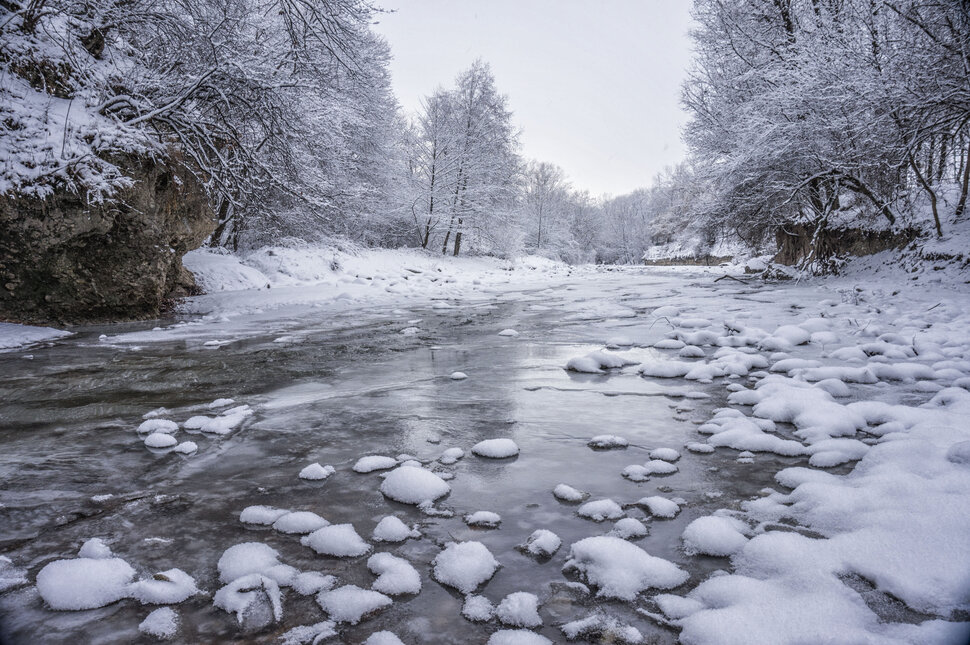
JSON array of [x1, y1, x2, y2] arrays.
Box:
[[2, 0, 969, 269]]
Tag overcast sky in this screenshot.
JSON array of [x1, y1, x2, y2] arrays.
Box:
[[371, 0, 695, 198]]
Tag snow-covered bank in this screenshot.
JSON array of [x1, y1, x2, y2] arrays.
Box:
[[0, 322, 72, 351], [180, 245, 574, 319]]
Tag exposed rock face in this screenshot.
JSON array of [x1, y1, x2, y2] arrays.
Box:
[[0, 156, 214, 323], [774, 224, 918, 269]]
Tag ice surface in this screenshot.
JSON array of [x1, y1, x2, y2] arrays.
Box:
[[354, 455, 398, 473], [432, 541, 500, 594], [0, 322, 72, 350], [471, 438, 520, 458], [682, 515, 749, 556], [372, 516, 421, 542], [495, 591, 542, 627], [317, 585, 392, 624], [577, 499, 624, 521], [138, 607, 178, 639], [379, 465, 451, 504], [299, 463, 335, 480], [301, 524, 371, 557], [273, 511, 329, 534], [564, 536, 688, 600], [367, 552, 421, 595]]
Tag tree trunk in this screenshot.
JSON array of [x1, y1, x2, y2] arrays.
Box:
[[955, 139, 970, 220], [453, 218, 463, 256], [906, 149, 943, 236]]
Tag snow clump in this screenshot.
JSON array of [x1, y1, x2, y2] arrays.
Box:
[[462, 594, 494, 621], [521, 530, 562, 558], [239, 506, 288, 525], [432, 541, 500, 594], [611, 518, 648, 540], [379, 466, 451, 504], [564, 536, 688, 600], [301, 524, 371, 557], [364, 632, 406, 645], [367, 553, 421, 595], [639, 496, 680, 519], [372, 516, 421, 542], [496, 591, 542, 627], [553, 484, 586, 502], [273, 511, 329, 534], [487, 630, 553, 644], [587, 434, 628, 449], [316, 585, 391, 624], [682, 515, 750, 556], [464, 511, 501, 528], [145, 433, 178, 449], [138, 607, 178, 639], [354, 455, 398, 473], [577, 499, 624, 522], [299, 463, 335, 480], [128, 569, 200, 604], [472, 438, 519, 458]]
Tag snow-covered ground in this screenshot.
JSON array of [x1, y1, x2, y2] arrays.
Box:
[[0, 246, 968, 644]]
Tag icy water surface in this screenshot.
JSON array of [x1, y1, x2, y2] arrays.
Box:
[[0, 269, 818, 643]]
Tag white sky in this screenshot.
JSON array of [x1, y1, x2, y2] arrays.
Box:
[[371, 0, 695, 198]]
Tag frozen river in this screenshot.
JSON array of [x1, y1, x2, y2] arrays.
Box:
[[1, 265, 968, 644]]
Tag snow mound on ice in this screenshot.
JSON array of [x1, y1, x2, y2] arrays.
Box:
[[462, 594, 494, 621], [577, 499, 624, 521], [317, 585, 391, 624], [138, 419, 178, 434], [144, 433, 178, 449], [379, 466, 450, 504], [472, 438, 519, 458], [364, 631, 405, 645], [213, 573, 282, 624], [36, 556, 135, 610], [218, 543, 281, 583], [566, 350, 637, 374], [432, 541, 500, 594], [564, 536, 688, 600], [639, 496, 680, 519], [465, 511, 501, 528], [438, 447, 465, 464], [496, 591, 542, 627], [682, 515, 749, 556], [372, 516, 421, 542], [78, 537, 112, 559], [128, 568, 200, 604], [487, 630, 552, 645], [139, 607, 178, 638], [291, 572, 336, 596], [299, 463, 335, 480], [553, 483, 586, 502], [273, 511, 329, 534], [301, 524, 371, 557], [561, 612, 644, 644], [353, 455, 398, 473], [367, 553, 421, 595], [239, 506, 288, 525], [588, 434, 628, 449], [611, 518, 648, 540], [498, 329, 520, 337], [521, 529, 562, 558], [649, 448, 680, 462]]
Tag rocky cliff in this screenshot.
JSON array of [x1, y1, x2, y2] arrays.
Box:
[[0, 156, 214, 324]]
